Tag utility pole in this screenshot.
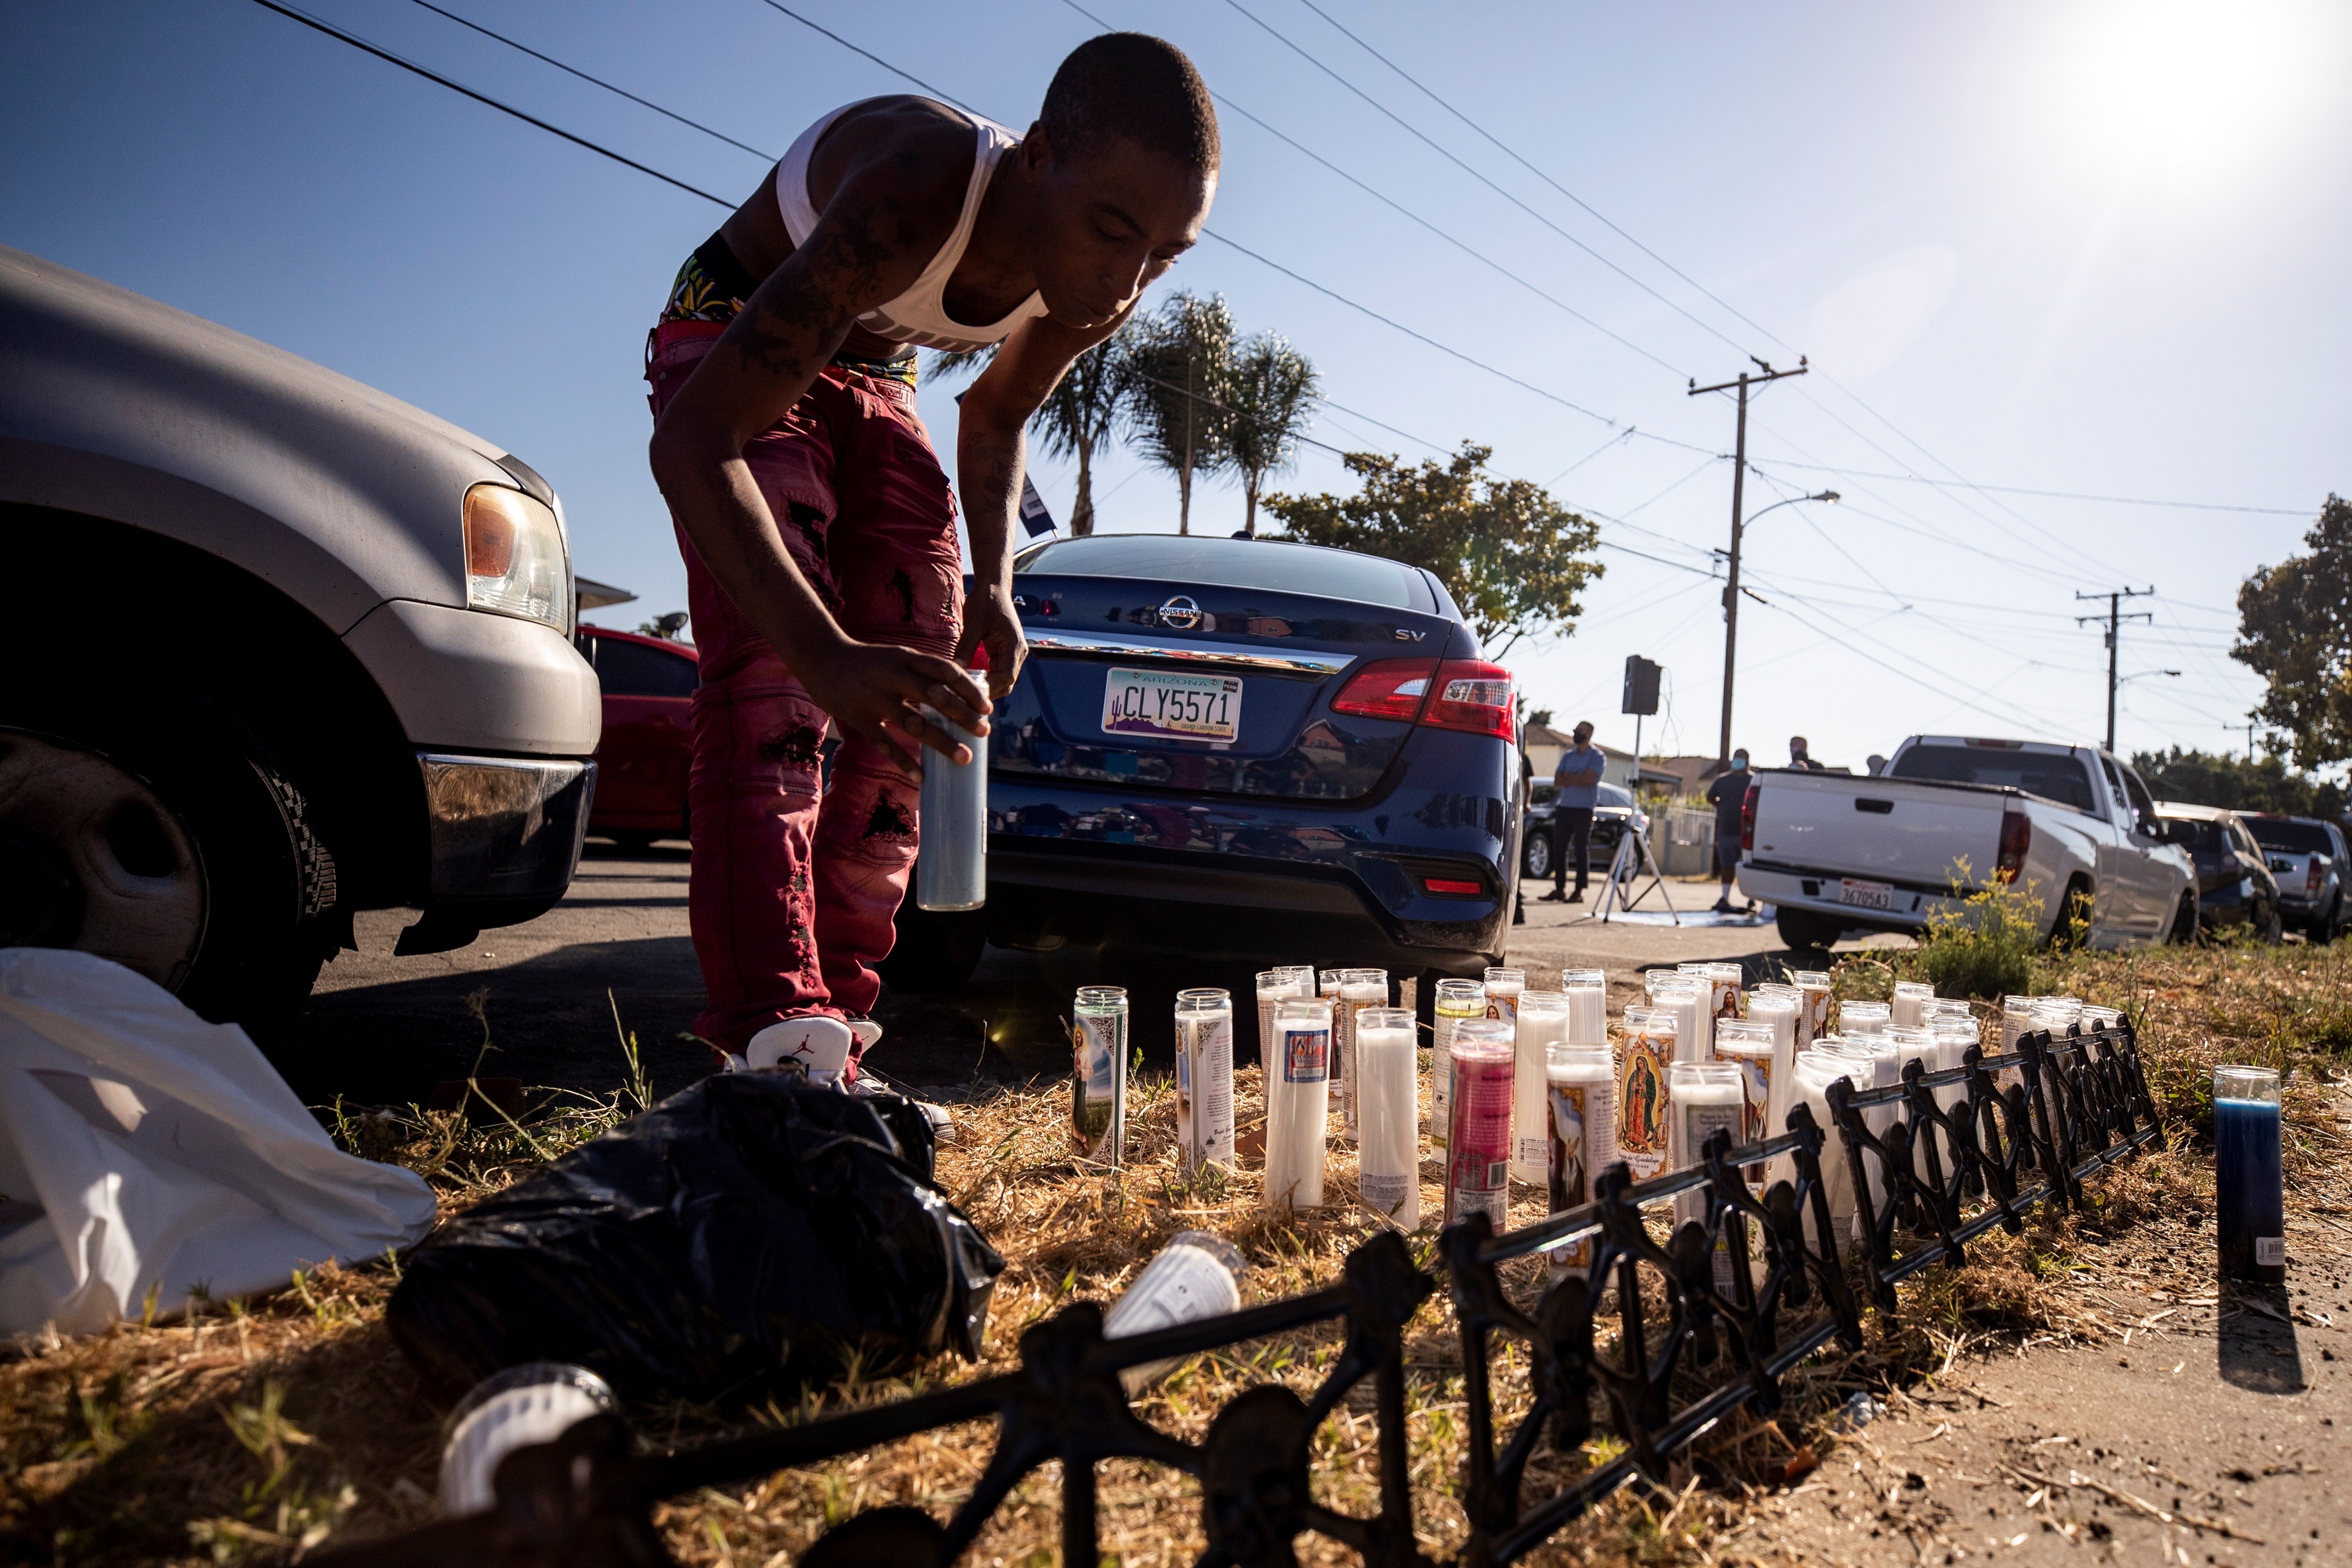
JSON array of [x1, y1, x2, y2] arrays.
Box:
[[2075, 588, 2154, 752], [1689, 356, 1809, 763]]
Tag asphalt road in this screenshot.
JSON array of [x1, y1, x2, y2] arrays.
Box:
[[266, 840, 1907, 1113]]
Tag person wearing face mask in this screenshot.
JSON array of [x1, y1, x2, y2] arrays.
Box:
[[646, 36, 1219, 1095], [1706, 749, 1756, 914], [1788, 735, 1825, 772]]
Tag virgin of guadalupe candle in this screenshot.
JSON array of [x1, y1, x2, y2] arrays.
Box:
[[1545, 1043, 1616, 1275], [1174, 989, 1235, 1177], [1510, 992, 1570, 1184], [1646, 973, 1706, 1065], [1563, 970, 1607, 1044], [1353, 1007, 1421, 1229], [1337, 969, 1390, 1140], [1444, 1019, 1515, 1227], [1071, 986, 1130, 1166], [2214, 1065, 2284, 1283], [1840, 1000, 1892, 1038], [1616, 1006, 1677, 1179], [1711, 1019, 1777, 1182], [1791, 971, 1833, 1049], [1257, 968, 1313, 1072], [1264, 996, 1332, 1210], [1430, 978, 1487, 1153], [1670, 1061, 1748, 1290]]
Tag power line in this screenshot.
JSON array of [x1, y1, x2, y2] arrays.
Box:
[[244, 0, 733, 205], [409, 0, 775, 159], [1747, 460, 2311, 516]]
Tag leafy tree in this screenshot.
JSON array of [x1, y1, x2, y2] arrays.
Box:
[[2130, 746, 2345, 820], [1265, 443, 1603, 654], [2233, 494, 2352, 768], [1220, 332, 1320, 537], [928, 331, 1133, 538], [1123, 292, 1236, 535]]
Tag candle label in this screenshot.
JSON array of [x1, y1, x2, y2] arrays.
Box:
[[1282, 1025, 1330, 1083], [1446, 1054, 1513, 1226], [1708, 979, 1740, 1022], [1546, 1078, 1612, 1270], [1431, 1005, 1483, 1151], [1071, 1013, 1125, 1165], [1330, 1003, 1355, 1134], [1727, 1057, 1771, 1151], [1680, 1099, 1744, 1172], [1176, 1014, 1234, 1176], [1487, 995, 1520, 1027], [1619, 1031, 1671, 1177], [1798, 985, 1831, 1048], [1359, 1170, 1415, 1220]]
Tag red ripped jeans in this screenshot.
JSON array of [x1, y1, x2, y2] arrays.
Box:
[[647, 322, 961, 1062]]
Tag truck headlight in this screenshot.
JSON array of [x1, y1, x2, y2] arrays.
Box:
[[462, 483, 570, 631]]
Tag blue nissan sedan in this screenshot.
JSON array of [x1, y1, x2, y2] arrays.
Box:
[[888, 534, 1523, 1016]]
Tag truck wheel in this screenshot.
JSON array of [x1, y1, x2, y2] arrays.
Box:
[[2255, 896, 2283, 944], [2166, 890, 2198, 944], [0, 700, 328, 1029], [1775, 907, 1844, 952], [879, 903, 986, 994], [2048, 877, 2095, 950]]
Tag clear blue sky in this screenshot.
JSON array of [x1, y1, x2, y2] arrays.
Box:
[[7, 0, 2347, 769]]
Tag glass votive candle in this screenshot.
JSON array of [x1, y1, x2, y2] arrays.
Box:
[[2214, 1065, 2284, 1284]]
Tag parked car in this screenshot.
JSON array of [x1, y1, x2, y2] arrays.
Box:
[[2238, 814, 2348, 942], [0, 248, 599, 1023], [575, 626, 697, 851], [1520, 779, 1648, 881], [1737, 735, 2196, 951], [2154, 801, 2282, 940], [886, 534, 1521, 1005]]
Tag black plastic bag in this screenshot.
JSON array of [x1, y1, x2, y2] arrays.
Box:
[[386, 1071, 1002, 1405]]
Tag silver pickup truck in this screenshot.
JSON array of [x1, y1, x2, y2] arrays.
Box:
[[1737, 736, 2196, 950], [0, 248, 601, 1025]]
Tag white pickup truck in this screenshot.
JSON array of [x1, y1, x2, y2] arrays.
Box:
[[1736, 736, 2198, 950]]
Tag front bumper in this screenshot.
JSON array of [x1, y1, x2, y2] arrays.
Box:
[[416, 752, 595, 922]]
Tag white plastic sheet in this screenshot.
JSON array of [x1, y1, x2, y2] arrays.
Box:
[[0, 948, 436, 1335]]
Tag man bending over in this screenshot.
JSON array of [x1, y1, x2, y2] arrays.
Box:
[[647, 35, 1218, 1094]]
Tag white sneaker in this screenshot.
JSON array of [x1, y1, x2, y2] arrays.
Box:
[[845, 1016, 883, 1049], [746, 1015, 854, 1085], [846, 1069, 956, 1144]]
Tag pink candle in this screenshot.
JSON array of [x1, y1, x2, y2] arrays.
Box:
[[1445, 1020, 1516, 1228]]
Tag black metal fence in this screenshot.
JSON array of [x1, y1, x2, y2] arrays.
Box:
[[315, 1021, 2163, 1568]]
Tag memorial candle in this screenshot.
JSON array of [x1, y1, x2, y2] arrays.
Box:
[[1430, 978, 1487, 1152], [1840, 1000, 1891, 1039], [1444, 1019, 1515, 1227], [1257, 968, 1313, 1074], [1319, 968, 1348, 1134], [1711, 1019, 1777, 1186], [1891, 981, 1934, 1031], [1563, 969, 1608, 1044], [1264, 996, 1332, 1210], [1174, 988, 1235, 1177], [1511, 992, 1569, 1184], [1071, 986, 1129, 1167], [1670, 1061, 1747, 1290], [1617, 1005, 1677, 1178], [1353, 1007, 1421, 1230], [1545, 1042, 1615, 1276], [1336, 969, 1390, 1141], [1646, 973, 1706, 1066], [2214, 1065, 2284, 1283], [1791, 970, 1833, 1050]]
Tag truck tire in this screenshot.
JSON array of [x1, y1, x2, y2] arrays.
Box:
[[2167, 889, 2198, 944], [0, 690, 330, 1029], [2049, 877, 2095, 950], [1775, 907, 1845, 952], [879, 902, 987, 994]]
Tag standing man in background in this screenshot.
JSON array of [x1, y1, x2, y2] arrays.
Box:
[[1540, 721, 1605, 904], [1706, 748, 1753, 915], [1789, 735, 1824, 772]]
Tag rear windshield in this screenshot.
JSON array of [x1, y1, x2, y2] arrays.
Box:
[[2245, 818, 2336, 855], [1887, 744, 2097, 812], [1017, 535, 1426, 610], [2163, 817, 2230, 856]]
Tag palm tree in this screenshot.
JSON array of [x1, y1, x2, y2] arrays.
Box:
[[927, 333, 1131, 537], [1122, 292, 1236, 535], [1221, 332, 1321, 537]]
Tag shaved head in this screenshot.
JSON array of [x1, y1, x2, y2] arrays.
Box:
[[1041, 32, 1219, 171]]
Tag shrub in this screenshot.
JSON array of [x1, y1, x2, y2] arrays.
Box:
[[1913, 860, 2045, 999]]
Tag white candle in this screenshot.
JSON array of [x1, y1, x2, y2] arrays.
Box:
[[1891, 980, 1934, 1031], [1430, 978, 1487, 1152], [1264, 995, 1331, 1210], [1840, 1000, 1891, 1038], [1671, 1061, 1748, 1290], [1711, 1019, 1778, 1186], [1257, 967, 1313, 1074], [1337, 969, 1389, 1141], [1931, 1020, 1977, 1176], [1790, 1049, 1860, 1250], [1174, 987, 1235, 1177], [1999, 994, 2036, 1055], [1353, 1007, 1420, 1230], [1563, 969, 1607, 1044], [1646, 973, 1706, 1065], [1484, 967, 1526, 1028], [1791, 970, 1833, 1050], [1617, 1005, 1677, 1178], [1319, 969, 1349, 1137], [1511, 992, 1570, 1184], [1544, 1042, 1615, 1276]]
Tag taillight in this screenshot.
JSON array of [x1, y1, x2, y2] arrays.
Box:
[[2309, 858, 2324, 896], [1422, 660, 1515, 740], [1996, 809, 2031, 883], [1331, 658, 1438, 722], [1740, 779, 1759, 852]]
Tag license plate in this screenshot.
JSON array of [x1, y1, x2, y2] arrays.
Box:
[[1838, 877, 1893, 911], [1101, 667, 1243, 742]]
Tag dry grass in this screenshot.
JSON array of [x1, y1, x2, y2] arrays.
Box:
[[6, 946, 2347, 1566]]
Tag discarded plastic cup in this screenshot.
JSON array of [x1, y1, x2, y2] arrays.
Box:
[[438, 1362, 617, 1517]]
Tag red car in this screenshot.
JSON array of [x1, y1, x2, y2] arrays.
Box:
[[573, 626, 697, 851]]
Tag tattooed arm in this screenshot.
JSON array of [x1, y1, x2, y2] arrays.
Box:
[[648, 126, 989, 773], [954, 310, 1136, 697]]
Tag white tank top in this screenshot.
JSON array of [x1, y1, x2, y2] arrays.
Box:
[[775, 100, 1049, 354]]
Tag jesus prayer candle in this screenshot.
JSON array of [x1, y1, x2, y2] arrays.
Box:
[[1354, 1007, 1420, 1230], [1445, 1019, 1515, 1228], [1430, 978, 1487, 1153], [1264, 996, 1332, 1211], [1617, 1005, 1677, 1179], [1511, 991, 1569, 1184], [1545, 1042, 1615, 1277], [1563, 969, 1607, 1045]]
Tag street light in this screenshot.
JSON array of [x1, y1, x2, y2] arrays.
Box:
[[1715, 489, 1840, 764]]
